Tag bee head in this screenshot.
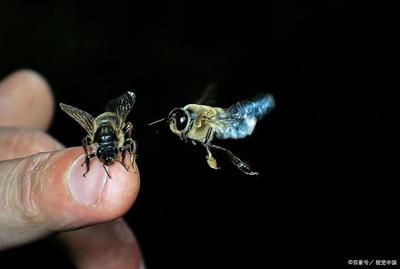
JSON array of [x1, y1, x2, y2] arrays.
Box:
[[97, 145, 118, 165], [168, 108, 191, 134]]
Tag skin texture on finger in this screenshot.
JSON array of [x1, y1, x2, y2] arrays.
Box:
[[0, 128, 144, 267], [59, 218, 144, 269], [0, 147, 139, 250], [0, 127, 64, 161], [0, 69, 54, 130]]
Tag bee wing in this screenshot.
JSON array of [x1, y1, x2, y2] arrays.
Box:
[[60, 103, 95, 135], [227, 93, 275, 120], [105, 91, 136, 129], [210, 93, 275, 140], [195, 82, 218, 105]]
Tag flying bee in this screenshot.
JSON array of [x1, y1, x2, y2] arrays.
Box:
[[149, 93, 275, 175], [60, 91, 136, 178]]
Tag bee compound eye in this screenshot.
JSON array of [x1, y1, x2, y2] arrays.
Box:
[[174, 109, 189, 131]]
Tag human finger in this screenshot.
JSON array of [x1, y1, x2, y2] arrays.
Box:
[[0, 127, 63, 161], [0, 147, 139, 250], [0, 69, 54, 130], [59, 218, 145, 269], [0, 128, 144, 268]]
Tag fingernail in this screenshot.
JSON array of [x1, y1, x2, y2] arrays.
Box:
[[67, 154, 108, 206]]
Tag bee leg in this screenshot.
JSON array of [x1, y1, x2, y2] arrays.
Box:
[[204, 145, 219, 170], [204, 128, 219, 169], [103, 164, 111, 179], [124, 121, 133, 137], [204, 127, 214, 144], [116, 146, 130, 172], [128, 139, 137, 170], [80, 150, 95, 167], [81, 135, 95, 177], [81, 154, 96, 177], [208, 144, 259, 176], [122, 138, 136, 172], [121, 122, 137, 172]]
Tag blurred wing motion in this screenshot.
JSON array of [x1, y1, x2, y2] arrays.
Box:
[[60, 103, 94, 135], [214, 93, 275, 139], [195, 82, 218, 105], [105, 91, 136, 128]]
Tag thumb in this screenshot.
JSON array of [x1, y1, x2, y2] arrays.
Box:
[[0, 147, 139, 250]]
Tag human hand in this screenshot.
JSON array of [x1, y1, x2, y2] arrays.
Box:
[[0, 70, 143, 268]]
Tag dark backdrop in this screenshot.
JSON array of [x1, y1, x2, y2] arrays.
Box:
[[1, 1, 399, 268]]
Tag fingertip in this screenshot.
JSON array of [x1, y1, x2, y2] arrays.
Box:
[[0, 146, 139, 249], [0, 69, 54, 130], [47, 147, 140, 230], [59, 218, 144, 269]]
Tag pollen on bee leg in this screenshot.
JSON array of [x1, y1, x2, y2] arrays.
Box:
[[205, 146, 219, 170], [206, 155, 219, 170]]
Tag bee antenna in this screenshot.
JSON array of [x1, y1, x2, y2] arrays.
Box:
[[148, 118, 166, 126]]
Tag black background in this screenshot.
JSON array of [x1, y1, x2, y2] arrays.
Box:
[[0, 1, 399, 268]]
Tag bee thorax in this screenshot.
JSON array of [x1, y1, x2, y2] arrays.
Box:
[[94, 125, 117, 144]]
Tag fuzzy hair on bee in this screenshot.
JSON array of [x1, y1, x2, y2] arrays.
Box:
[[149, 92, 275, 175], [60, 91, 137, 178]]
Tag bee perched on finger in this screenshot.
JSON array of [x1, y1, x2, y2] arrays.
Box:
[[60, 91, 136, 178], [149, 93, 275, 176]]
